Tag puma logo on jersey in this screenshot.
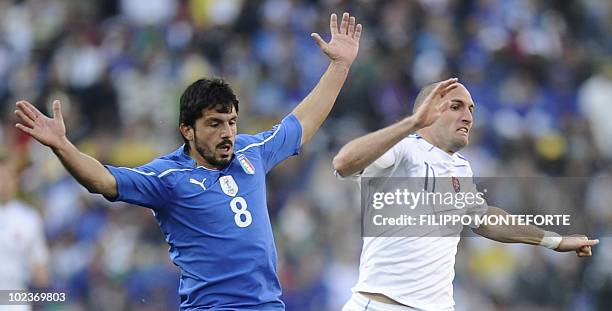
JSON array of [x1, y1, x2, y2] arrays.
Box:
[[189, 178, 207, 190]]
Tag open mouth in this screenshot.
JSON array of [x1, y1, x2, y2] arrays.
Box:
[[217, 143, 232, 153], [457, 127, 469, 135]]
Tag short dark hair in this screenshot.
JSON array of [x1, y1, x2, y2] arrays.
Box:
[[413, 81, 441, 113], [179, 78, 240, 143]]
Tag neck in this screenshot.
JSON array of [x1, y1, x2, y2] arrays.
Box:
[[188, 149, 213, 169], [417, 130, 455, 156]]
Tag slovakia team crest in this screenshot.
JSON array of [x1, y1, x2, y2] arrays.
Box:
[[237, 154, 255, 174], [220, 175, 239, 197], [451, 176, 461, 192]]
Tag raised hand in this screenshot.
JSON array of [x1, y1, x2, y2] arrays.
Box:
[[311, 12, 362, 68], [555, 234, 599, 257], [14, 100, 67, 149], [412, 78, 459, 129]]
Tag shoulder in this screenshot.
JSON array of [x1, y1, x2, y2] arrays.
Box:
[[234, 124, 283, 153], [401, 134, 423, 149], [235, 114, 301, 148], [393, 134, 425, 160], [118, 147, 196, 185], [139, 158, 185, 174], [139, 146, 192, 171], [235, 133, 265, 149], [155, 145, 194, 168], [145, 158, 197, 184]]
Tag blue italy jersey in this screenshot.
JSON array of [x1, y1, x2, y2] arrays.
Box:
[[105, 114, 302, 310]]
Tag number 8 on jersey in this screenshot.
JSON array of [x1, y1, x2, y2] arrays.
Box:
[[230, 197, 252, 227]]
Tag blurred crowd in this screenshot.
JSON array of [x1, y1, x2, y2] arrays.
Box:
[[0, 0, 611, 310]]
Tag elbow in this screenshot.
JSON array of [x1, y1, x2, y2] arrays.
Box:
[[332, 153, 351, 177], [84, 184, 98, 194], [85, 181, 106, 195], [88, 174, 118, 198]]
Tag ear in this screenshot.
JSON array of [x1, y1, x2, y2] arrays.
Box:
[[179, 123, 194, 141]]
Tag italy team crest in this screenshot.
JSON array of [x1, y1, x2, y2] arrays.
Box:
[[220, 175, 239, 197], [237, 154, 255, 174], [451, 176, 461, 192]]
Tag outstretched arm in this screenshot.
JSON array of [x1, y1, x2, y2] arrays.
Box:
[[14, 100, 117, 198], [292, 12, 362, 146], [333, 78, 459, 177], [472, 206, 599, 257]]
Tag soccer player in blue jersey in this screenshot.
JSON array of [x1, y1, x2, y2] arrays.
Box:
[[14, 12, 363, 310]]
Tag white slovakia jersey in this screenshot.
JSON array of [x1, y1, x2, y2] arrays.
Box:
[[337, 134, 488, 310], [0, 200, 49, 291]]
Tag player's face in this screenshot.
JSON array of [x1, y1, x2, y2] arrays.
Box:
[[192, 106, 238, 169], [430, 84, 474, 152]]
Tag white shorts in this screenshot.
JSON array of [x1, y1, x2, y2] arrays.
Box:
[[341, 293, 423, 311]]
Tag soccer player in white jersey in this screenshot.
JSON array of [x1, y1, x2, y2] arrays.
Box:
[[333, 78, 600, 311], [0, 157, 50, 311]]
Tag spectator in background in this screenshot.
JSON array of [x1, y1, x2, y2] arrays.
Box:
[[579, 59, 612, 159], [0, 156, 50, 311]]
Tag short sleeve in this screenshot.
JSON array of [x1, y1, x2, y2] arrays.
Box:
[[104, 164, 172, 210], [238, 113, 302, 173], [464, 170, 489, 228], [466, 198, 489, 228]]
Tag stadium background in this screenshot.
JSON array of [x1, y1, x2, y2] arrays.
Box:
[[0, 0, 611, 310]]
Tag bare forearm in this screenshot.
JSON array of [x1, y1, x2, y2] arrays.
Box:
[[14, 99, 117, 197], [333, 116, 421, 176], [292, 62, 350, 145], [472, 206, 544, 245], [52, 137, 117, 197]]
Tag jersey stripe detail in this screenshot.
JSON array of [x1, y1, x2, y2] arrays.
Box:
[[424, 162, 429, 191], [424, 161, 437, 191], [121, 167, 157, 176], [197, 166, 219, 172], [235, 125, 282, 153], [158, 168, 193, 178]]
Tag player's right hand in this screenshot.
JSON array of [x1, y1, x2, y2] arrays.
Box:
[[555, 234, 599, 257], [14, 100, 67, 149], [411, 78, 459, 129]]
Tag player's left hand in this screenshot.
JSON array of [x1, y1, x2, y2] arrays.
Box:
[[311, 12, 362, 68], [555, 234, 599, 257]]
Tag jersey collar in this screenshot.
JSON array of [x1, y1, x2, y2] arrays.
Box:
[[411, 134, 465, 163]]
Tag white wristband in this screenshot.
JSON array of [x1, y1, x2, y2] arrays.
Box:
[[539, 231, 562, 249]]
